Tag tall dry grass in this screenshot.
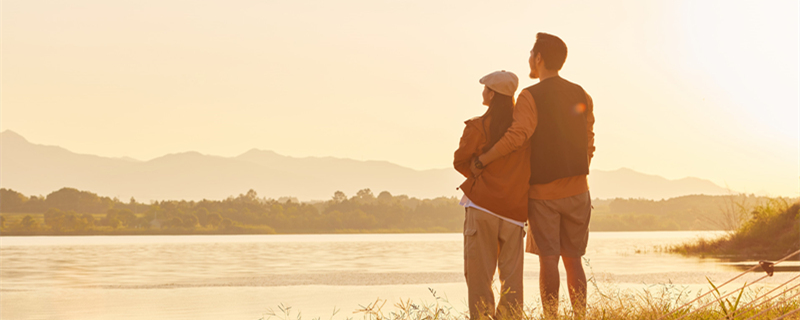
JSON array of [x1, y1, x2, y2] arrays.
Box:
[[261, 274, 800, 320]]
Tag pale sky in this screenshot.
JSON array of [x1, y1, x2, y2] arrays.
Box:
[[2, 0, 798, 197]]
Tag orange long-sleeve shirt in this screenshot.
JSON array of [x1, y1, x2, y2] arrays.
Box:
[[483, 89, 595, 200]]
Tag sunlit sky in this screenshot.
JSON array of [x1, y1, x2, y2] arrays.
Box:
[[2, 0, 798, 196]]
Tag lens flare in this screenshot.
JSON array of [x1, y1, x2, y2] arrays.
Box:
[[573, 103, 586, 114]]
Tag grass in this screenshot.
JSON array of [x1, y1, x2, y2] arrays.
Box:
[[671, 199, 800, 260], [261, 257, 800, 320], [260, 281, 800, 320]]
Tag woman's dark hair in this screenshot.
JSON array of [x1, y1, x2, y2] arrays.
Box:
[[482, 89, 514, 153]]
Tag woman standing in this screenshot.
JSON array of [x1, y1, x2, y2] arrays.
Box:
[[454, 70, 531, 319]]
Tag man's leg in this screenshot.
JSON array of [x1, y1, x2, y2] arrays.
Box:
[[558, 192, 591, 319], [528, 198, 563, 319], [496, 221, 524, 317], [538, 255, 560, 319], [464, 207, 499, 319], [562, 256, 587, 318]]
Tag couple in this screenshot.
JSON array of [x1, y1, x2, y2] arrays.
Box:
[[454, 33, 595, 319]]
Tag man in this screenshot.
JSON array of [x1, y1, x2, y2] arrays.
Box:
[[471, 32, 595, 319]]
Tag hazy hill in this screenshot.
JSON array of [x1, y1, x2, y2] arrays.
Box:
[[0, 131, 460, 201], [1, 130, 730, 201], [588, 168, 731, 199]]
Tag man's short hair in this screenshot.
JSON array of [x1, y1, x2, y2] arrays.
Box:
[[532, 33, 567, 71]]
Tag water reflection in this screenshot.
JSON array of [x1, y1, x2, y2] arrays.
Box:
[[1, 232, 798, 320], [1, 231, 784, 291]]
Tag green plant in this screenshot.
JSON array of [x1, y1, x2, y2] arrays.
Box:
[[707, 277, 745, 319]]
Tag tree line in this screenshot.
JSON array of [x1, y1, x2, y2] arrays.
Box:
[[1, 187, 795, 235], [590, 194, 797, 231], [0, 188, 462, 235]]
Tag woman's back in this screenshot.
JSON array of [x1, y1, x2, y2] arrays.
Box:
[[454, 115, 530, 223]]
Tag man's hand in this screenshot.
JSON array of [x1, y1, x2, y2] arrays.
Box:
[[470, 156, 485, 177]]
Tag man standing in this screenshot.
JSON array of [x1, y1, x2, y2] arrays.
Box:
[[472, 33, 595, 319]]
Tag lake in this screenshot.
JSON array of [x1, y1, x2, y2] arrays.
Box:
[[1, 232, 795, 320]]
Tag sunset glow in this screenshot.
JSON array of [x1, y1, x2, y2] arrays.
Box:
[[2, 0, 798, 196]]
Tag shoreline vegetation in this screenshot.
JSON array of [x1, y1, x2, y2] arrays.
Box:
[[670, 199, 800, 260], [0, 187, 796, 238]]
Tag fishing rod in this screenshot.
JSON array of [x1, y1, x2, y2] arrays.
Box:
[[674, 274, 771, 320], [741, 289, 800, 320], [772, 307, 800, 320], [727, 274, 800, 319], [656, 249, 800, 320]]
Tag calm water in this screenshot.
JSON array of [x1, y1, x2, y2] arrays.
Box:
[[1, 232, 795, 320]]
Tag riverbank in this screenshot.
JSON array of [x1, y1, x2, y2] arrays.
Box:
[[671, 200, 800, 260]]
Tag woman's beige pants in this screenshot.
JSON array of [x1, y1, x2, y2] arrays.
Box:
[[463, 207, 525, 319]]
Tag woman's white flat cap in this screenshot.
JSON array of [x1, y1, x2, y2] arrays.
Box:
[[479, 70, 519, 97]]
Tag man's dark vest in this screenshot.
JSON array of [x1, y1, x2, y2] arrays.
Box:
[[526, 76, 589, 185]]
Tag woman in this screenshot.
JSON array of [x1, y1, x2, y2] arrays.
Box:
[[454, 70, 531, 319]]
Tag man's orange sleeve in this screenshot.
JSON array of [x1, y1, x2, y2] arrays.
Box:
[[585, 93, 595, 164], [483, 90, 538, 161], [454, 122, 482, 178]]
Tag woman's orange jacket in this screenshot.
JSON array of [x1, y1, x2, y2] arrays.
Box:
[[454, 116, 531, 223]]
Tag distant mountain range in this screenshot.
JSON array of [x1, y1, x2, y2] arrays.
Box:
[[0, 130, 731, 201]]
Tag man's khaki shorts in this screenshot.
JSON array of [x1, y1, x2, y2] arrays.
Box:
[[526, 191, 591, 257]]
